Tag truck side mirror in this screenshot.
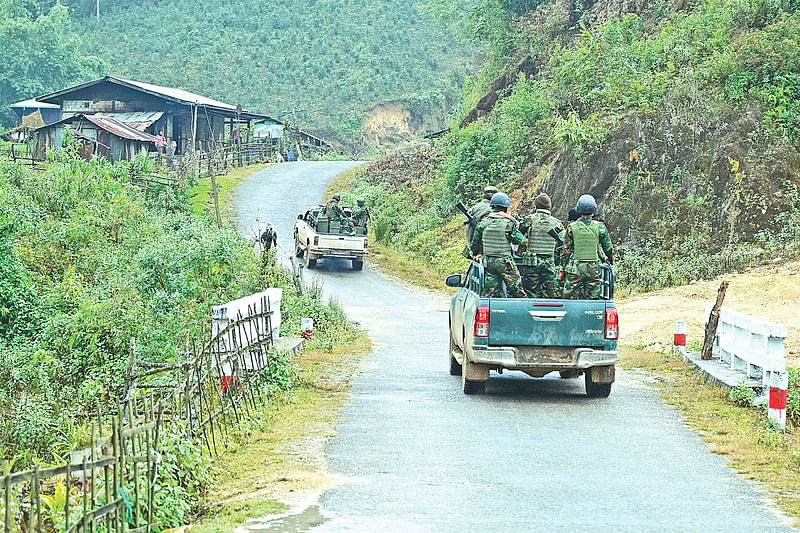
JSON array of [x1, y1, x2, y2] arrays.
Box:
[[445, 274, 463, 288]]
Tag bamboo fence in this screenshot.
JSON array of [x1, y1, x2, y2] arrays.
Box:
[[0, 295, 287, 532]]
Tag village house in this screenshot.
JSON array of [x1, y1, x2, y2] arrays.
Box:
[[25, 75, 328, 162]]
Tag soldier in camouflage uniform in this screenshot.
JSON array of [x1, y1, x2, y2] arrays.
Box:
[[562, 195, 614, 300], [471, 192, 527, 298], [353, 198, 370, 227], [556, 207, 580, 297], [518, 193, 564, 298], [323, 194, 354, 233], [463, 185, 498, 258]]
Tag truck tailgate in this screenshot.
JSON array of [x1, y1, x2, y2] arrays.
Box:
[[318, 235, 366, 250], [488, 299, 608, 347]]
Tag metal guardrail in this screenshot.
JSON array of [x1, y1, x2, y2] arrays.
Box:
[[706, 304, 789, 386]]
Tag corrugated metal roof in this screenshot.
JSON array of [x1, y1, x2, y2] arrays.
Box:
[[10, 98, 60, 109], [38, 114, 158, 142], [114, 77, 236, 109], [87, 114, 159, 142], [108, 111, 164, 132]]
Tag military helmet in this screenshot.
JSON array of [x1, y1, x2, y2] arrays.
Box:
[[534, 193, 551, 210], [576, 194, 597, 215], [489, 192, 511, 208], [567, 207, 580, 222], [483, 185, 498, 195], [332, 194, 341, 201], [357, 198, 366, 206]]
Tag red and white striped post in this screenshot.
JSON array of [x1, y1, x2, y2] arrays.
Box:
[[768, 371, 789, 431], [673, 320, 687, 355], [301, 317, 314, 341]]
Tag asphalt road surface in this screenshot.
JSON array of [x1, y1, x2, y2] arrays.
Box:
[[235, 162, 792, 532]]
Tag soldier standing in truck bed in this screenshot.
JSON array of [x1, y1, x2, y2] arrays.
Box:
[[471, 192, 527, 298], [463, 185, 498, 258], [562, 194, 614, 300], [519, 193, 564, 298]]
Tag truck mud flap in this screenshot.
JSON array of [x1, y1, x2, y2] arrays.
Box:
[[589, 365, 615, 384]]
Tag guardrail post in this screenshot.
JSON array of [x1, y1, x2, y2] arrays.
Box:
[[768, 371, 789, 431], [673, 321, 687, 355]]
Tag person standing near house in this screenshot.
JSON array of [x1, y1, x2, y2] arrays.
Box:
[[155, 131, 166, 153]]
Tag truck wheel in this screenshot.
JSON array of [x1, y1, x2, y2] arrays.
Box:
[[449, 334, 462, 376], [462, 357, 486, 395], [305, 254, 316, 269], [559, 370, 580, 379], [294, 238, 305, 258], [352, 259, 363, 271], [585, 371, 612, 398]]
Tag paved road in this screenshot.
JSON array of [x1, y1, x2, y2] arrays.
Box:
[[235, 162, 791, 532]]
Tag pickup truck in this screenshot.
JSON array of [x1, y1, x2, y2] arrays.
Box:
[[294, 205, 368, 270], [446, 260, 618, 396]]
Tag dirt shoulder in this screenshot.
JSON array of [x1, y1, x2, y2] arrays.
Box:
[[618, 260, 800, 367], [189, 331, 372, 532]]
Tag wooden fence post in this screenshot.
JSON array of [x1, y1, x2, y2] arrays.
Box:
[[702, 280, 729, 360]]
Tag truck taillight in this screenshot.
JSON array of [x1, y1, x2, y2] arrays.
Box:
[[605, 308, 619, 340], [314, 236, 319, 246], [474, 305, 490, 338], [364, 239, 368, 249]]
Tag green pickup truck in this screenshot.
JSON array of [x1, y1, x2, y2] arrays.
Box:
[[446, 261, 619, 396]]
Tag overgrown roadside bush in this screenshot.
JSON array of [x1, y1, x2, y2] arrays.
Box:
[[0, 154, 351, 473]]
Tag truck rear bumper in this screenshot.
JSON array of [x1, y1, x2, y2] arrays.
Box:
[[309, 249, 368, 260], [471, 346, 617, 369]]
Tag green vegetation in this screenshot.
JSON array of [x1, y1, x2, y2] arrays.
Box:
[[352, 0, 800, 293], [0, 3, 104, 125], [0, 144, 354, 527], [4, 0, 472, 150]]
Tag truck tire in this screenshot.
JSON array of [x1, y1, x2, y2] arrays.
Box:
[[449, 334, 462, 376], [305, 254, 316, 269], [462, 357, 486, 395], [559, 370, 580, 379], [294, 238, 305, 258], [585, 371, 612, 398], [352, 259, 364, 271]]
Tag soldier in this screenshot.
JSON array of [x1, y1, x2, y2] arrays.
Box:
[[260, 222, 278, 253], [562, 194, 614, 300], [353, 198, 370, 227], [463, 185, 498, 258], [556, 207, 580, 297], [324, 194, 354, 233], [471, 192, 527, 298], [519, 193, 564, 298]]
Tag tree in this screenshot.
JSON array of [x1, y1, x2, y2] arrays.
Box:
[[0, 4, 105, 126]]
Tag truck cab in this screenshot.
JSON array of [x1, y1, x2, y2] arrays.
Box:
[[447, 261, 618, 396], [294, 205, 369, 270]]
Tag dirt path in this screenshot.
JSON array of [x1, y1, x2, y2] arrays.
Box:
[[618, 260, 800, 367]]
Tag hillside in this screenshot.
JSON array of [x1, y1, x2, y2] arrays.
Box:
[[347, 0, 800, 290], [70, 0, 472, 151]]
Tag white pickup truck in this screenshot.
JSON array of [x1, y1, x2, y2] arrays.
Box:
[[294, 205, 368, 270]]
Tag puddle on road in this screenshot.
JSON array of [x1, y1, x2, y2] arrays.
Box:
[[243, 505, 330, 532]]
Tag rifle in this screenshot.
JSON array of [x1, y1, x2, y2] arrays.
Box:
[[456, 200, 477, 228]]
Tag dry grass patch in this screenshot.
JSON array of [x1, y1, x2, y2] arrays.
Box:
[[619, 345, 800, 525]]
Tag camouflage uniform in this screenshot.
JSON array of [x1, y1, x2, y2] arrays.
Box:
[[353, 206, 369, 227], [471, 211, 527, 298], [463, 198, 492, 258], [562, 218, 613, 300], [518, 209, 564, 298], [324, 200, 354, 233]]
